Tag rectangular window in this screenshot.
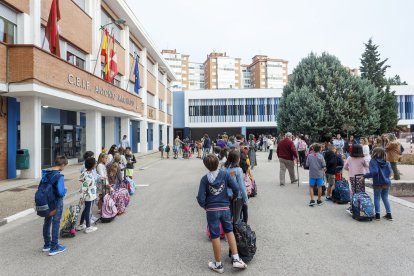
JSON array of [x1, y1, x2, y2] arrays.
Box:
[[72, 0, 86, 10], [101, 9, 122, 43], [0, 16, 16, 44], [113, 74, 122, 87], [147, 93, 155, 107], [66, 43, 86, 69]]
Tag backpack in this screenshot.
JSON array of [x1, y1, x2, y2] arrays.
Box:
[[233, 222, 257, 263], [250, 180, 257, 197], [332, 179, 351, 204], [298, 140, 307, 151], [113, 188, 129, 214], [125, 177, 136, 195], [352, 192, 375, 221], [206, 223, 225, 240], [244, 174, 252, 196], [34, 171, 61, 217], [101, 194, 117, 223], [60, 204, 81, 238]]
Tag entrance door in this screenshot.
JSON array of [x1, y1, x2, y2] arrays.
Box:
[[159, 125, 163, 145], [147, 123, 153, 150], [41, 124, 53, 168]]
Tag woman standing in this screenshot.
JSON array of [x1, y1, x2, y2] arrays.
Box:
[[268, 136, 275, 161], [248, 134, 257, 169]]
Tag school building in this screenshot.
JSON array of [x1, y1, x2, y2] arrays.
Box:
[[0, 0, 175, 180]]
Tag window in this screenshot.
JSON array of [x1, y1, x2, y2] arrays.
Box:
[[147, 93, 155, 107], [101, 9, 122, 43], [147, 58, 155, 74], [129, 38, 141, 57], [66, 43, 86, 69], [113, 74, 122, 87], [0, 16, 16, 44], [72, 0, 86, 10]]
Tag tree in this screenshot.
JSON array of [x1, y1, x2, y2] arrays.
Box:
[[387, 75, 408, 85], [277, 52, 380, 140], [360, 38, 399, 133]]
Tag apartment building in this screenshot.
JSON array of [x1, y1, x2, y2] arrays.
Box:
[[203, 52, 242, 89], [188, 62, 205, 90], [0, 0, 175, 180], [248, 55, 288, 88], [241, 64, 252, 88], [160, 49, 190, 91]]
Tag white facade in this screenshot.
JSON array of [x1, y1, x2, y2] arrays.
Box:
[[188, 62, 205, 90], [266, 61, 286, 88], [241, 65, 252, 88], [161, 52, 183, 91], [216, 57, 237, 89]]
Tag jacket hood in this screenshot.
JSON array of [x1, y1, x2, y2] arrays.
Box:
[[207, 170, 220, 185], [376, 159, 388, 168], [41, 169, 60, 182]]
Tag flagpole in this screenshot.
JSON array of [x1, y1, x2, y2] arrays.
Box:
[[107, 27, 115, 82], [93, 28, 105, 76], [126, 52, 138, 91]]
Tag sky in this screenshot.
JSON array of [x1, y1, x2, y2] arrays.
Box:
[[125, 0, 414, 83]]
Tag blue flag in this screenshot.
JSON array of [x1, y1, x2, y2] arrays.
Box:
[[134, 55, 140, 94]]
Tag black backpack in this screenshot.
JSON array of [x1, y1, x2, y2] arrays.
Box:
[[233, 222, 257, 263]]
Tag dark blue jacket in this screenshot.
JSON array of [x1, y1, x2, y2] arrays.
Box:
[[203, 138, 211, 149], [197, 170, 239, 209], [41, 169, 67, 198], [363, 159, 392, 186]]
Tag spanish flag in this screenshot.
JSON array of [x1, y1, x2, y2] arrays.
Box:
[[101, 29, 110, 81]]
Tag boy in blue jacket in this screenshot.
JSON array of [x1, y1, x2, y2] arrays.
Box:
[[42, 156, 68, 256], [363, 147, 393, 221], [197, 154, 247, 273]]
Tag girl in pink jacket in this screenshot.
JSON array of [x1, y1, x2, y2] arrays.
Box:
[[344, 144, 369, 196]]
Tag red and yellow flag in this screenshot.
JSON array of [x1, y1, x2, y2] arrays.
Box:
[[101, 29, 110, 81]]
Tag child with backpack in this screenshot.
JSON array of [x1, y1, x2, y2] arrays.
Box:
[[363, 147, 393, 221], [306, 144, 326, 206], [165, 144, 171, 158], [197, 154, 247, 273], [96, 153, 108, 212], [225, 150, 249, 223], [125, 147, 136, 179], [76, 157, 98, 233], [40, 156, 68, 256], [324, 145, 337, 201], [159, 142, 165, 158]]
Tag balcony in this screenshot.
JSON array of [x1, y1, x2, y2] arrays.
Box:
[[158, 81, 166, 100], [6, 44, 142, 114], [159, 110, 166, 122]]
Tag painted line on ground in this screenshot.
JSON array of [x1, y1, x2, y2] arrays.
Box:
[[136, 184, 149, 187], [4, 208, 34, 223]]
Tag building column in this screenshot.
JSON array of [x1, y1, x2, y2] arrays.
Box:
[[140, 120, 148, 153], [20, 96, 42, 179], [86, 111, 102, 156], [121, 117, 131, 146], [104, 116, 115, 149], [162, 124, 167, 145], [153, 123, 160, 149], [90, 0, 102, 77]]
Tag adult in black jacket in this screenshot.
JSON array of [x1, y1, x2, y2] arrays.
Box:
[[324, 145, 337, 200]]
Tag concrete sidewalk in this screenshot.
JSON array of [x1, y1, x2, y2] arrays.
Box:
[[0, 151, 161, 220]]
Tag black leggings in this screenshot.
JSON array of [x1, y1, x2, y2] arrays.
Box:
[[80, 201, 92, 227], [268, 149, 273, 160]]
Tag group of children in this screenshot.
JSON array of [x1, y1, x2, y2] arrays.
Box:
[[305, 142, 393, 221], [41, 145, 137, 256], [197, 140, 258, 273]]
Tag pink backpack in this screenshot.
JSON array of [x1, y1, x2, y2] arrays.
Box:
[[244, 173, 252, 196], [112, 188, 129, 214], [206, 224, 225, 240], [101, 194, 117, 222]]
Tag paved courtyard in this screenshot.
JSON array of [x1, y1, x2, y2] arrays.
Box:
[[0, 151, 413, 275]]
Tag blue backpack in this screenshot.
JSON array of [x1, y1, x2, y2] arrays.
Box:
[[332, 179, 351, 204], [35, 171, 61, 217], [352, 192, 375, 221]]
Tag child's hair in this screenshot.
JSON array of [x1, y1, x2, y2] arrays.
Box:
[[361, 137, 368, 145], [108, 144, 117, 155], [214, 146, 221, 155], [240, 157, 249, 173], [371, 147, 387, 160], [313, 143, 321, 153], [118, 147, 125, 155], [125, 146, 131, 151], [328, 145, 336, 152], [236, 134, 243, 140], [85, 157, 96, 170], [54, 156, 68, 167], [83, 151, 94, 160], [203, 154, 219, 171], [108, 162, 119, 177], [350, 144, 364, 158], [224, 150, 240, 168], [219, 148, 228, 160], [97, 153, 108, 164], [113, 153, 121, 163]]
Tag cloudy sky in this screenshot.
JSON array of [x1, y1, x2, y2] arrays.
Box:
[[125, 0, 414, 83]]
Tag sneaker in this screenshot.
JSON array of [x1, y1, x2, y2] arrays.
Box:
[[91, 216, 99, 224], [309, 200, 316, 207], [280, 183, 285, 186], [85, 226, 98, 233], [208, 262, 224, 274], [375, 213, 381, 221], [291, 179, 299, 184], [42, 244, 51, 252], [346, 207, 352, 215], [232, 258, 247, 269], [325, 196, 332, 201], [76, 224, 86, 231], [317, 200, 323, 206], [383, 213, 393, 221], [48, 244, 66, 256]]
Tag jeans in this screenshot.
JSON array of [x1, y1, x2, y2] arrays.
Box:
[[43, 198, 64, 248], [390, 162, 400, 180], [298, 150, 306, 166], [202, 148, 210, 159], [80, 201, 92, 228], [279, 158, 296, 185], [374, 188, 391, 214], [268, 149, 273, 160], [206, 209, 233, 239]]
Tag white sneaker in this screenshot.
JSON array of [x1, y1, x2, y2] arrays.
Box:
[[208, 262, 224, 274], [76, 224, 86, 231], [232, 258, 247, 269], [90, 215, 99, 224], [85, 226, 98, 233]]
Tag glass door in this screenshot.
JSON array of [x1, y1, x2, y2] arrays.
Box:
[[41, 124, 53, 168]]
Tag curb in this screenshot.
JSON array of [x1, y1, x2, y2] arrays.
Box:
[[365, 187, 414, 209], [0, 157, 162, 227]]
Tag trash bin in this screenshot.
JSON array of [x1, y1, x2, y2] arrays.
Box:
[[16, 149, 30, 170]]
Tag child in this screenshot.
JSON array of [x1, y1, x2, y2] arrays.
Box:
[[363, 147, 393, 221], [96, 153, 108, 211], [165, 144, 171, 158], [77, 157, 98, 233], [239, 155, 254, 223], [344, 144, 369, 213], [306, 144, 326, 206], [42, 156, 68, 256], [159, 142, 165, 158], [213, 146, 221, 158], [80, 151, 94, 174], [324, 145, 337, 201], [197, 154, 247, 273], [125, 147, 137, 179], [225, 150, 249, 223], [218, 148, 228, 170], [173, 144, 178, 159]]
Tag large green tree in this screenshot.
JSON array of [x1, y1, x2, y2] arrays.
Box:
[[360, 38, 399, 133], [277, 52, 380, 140]]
